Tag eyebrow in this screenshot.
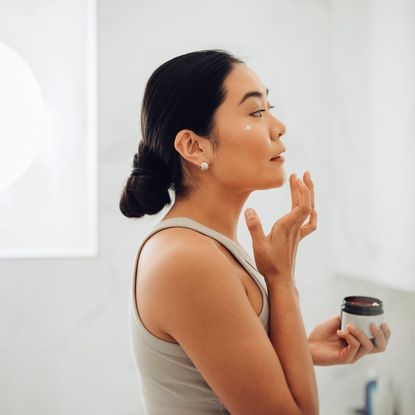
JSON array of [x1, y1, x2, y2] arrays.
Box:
[[238, 87, 269, 105]]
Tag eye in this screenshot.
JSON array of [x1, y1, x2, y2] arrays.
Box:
[[251, 109, 265, 117], [250, 105, 276, 118]]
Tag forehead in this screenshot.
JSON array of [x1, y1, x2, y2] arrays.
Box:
[[223, 63, 267, 105]]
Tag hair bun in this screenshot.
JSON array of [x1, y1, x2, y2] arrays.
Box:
[[131, 167, 156, 177], [130, 165, 170, 188], [119, 166, 171, 218]]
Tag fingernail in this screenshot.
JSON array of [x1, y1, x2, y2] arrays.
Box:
[[245, 209, 255, 219]]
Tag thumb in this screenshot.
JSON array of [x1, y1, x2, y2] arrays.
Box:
[[244, 208, 265, 242]]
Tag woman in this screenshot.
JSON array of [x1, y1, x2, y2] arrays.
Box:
[[120, 49, 391, 415]]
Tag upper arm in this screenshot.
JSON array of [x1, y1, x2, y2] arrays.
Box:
[[151, 237, 302, 415]]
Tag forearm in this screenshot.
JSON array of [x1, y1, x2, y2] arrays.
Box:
[[266, 278, 319, 414]]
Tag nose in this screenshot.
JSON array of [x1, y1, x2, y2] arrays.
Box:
[[271, 118, 286, 140]]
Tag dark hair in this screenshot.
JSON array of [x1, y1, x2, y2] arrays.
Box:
[[119, 49, 244, 218]]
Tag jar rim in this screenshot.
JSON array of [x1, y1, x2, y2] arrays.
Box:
[[342, 295, 384, 316]]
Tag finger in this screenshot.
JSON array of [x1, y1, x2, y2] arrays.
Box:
[[281, 178, 310, 229], [303, 171, 315, 210], [347, 324, 375, 360], [300, 209, 318, 239], [295, 178, 312, 219], [381, 322, 392, 344], [283, 178, 312, 229], [369, 323, 386, 352], [300, 171, 316, 240], [337, 329, 361, 363], [244, 208, 266, 243], [290, 173, 300, 209]]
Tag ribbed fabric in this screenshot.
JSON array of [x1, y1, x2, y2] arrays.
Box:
[[129, 217, 270, 415]]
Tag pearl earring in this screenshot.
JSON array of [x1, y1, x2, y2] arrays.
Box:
[[200, 161, 209, 171]]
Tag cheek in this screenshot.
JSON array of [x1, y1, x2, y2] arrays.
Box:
[[217, 121, 269, 167], [241, 124, 269, 157], [242, 123, 260, 145]]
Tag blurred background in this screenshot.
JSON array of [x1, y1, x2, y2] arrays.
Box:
[[0, 0, 414, 414]]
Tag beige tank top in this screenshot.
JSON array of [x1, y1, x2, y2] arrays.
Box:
[[129, 217, 270, 415]]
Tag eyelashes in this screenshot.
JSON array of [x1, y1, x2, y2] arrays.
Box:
[[251, 105, 276, 117]]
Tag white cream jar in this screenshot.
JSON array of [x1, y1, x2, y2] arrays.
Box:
[[340, 296, 384, 342]]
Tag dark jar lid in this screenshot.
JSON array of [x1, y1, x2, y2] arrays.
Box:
[[341, 296, 384, 316]]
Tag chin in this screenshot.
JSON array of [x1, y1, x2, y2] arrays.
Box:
[[256, 176, 286, 190], [270, 170, 287, 187], [271, 178, 286, 188]]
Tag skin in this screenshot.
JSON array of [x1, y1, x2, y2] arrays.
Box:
[[161, 62, 391, 365]]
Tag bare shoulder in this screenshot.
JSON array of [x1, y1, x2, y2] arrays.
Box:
[[138, 226, 244, 293], [138, 226, 223, 270]]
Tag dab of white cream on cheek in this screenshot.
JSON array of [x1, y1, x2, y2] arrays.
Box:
[[243, 124, 252, 131]]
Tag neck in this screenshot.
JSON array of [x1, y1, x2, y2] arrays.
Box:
[[161, 186, 251, 244]]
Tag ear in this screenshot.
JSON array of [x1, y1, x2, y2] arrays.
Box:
[[174, 129, 212, 166]]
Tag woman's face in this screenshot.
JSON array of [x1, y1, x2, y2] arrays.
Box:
[[210, 63, 287, 192]]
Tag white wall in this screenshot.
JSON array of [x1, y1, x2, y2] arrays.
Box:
[[0, 0, 413, 414], [329, 0, 415, 292]]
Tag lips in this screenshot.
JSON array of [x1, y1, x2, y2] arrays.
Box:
[[270, 151, 286, 161]]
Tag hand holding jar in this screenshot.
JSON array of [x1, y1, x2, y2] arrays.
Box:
[[308, 297, 391, 366]]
